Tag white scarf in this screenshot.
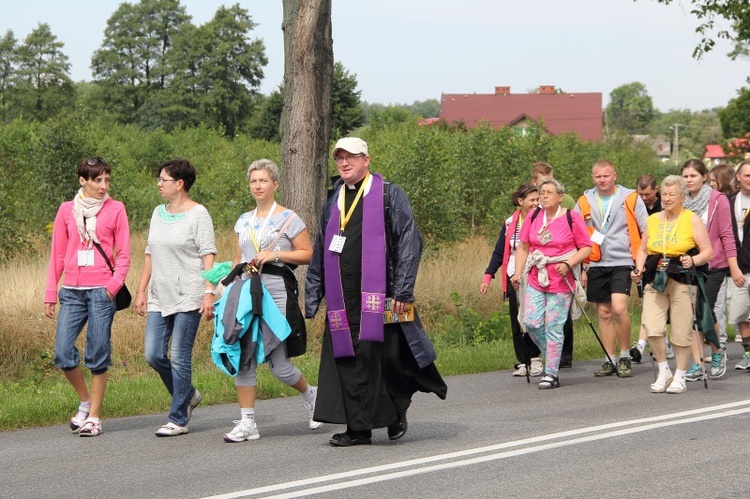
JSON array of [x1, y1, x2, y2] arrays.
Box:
[[72, 188, 109, 247]]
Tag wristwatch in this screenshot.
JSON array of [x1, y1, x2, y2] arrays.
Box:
[[582, 264, 589, 272]]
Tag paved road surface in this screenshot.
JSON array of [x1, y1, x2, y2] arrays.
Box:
[[3, 344, 750, 498]]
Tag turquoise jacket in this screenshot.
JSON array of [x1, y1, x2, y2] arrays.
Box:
[[211, 278, 291, 377]]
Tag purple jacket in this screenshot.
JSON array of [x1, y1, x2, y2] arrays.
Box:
[[706, 189, 736, 270]]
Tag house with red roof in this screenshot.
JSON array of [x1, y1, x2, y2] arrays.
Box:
[[438, 85, 603, 141], [703, 139, 750, 167]]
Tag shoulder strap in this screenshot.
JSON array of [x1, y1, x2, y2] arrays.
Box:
[[623, 191, 642, 260], [91, 241, 115, 275], [529, 207, 542, 223], [267, 213, 297, 249], [578, 194, 591, 216]]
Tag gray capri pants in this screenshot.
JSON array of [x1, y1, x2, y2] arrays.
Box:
[[234, 345, 301, 387]]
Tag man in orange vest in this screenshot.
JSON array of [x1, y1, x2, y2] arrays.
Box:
[[575, 160, 648, 378]]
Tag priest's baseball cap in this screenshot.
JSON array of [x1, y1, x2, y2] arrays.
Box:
[[332, 137, 368, 158]]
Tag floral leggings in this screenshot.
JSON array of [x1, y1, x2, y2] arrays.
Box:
[[523, 286, 572, 377]]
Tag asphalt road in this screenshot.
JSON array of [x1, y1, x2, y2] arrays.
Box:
[[3, 344, 750, 499]]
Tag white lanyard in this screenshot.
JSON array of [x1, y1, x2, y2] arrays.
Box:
[[249, 201, 277, 252], [596, 188, 617, 234], [541, 205, 561, 231]]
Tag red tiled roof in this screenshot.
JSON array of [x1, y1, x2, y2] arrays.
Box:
[[439, 92, 603, 141], [703, 144, 726, 159]]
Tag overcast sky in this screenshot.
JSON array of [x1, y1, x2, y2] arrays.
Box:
[[2, 0, 748, 112]]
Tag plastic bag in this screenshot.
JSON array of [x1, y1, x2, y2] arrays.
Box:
[[201, 261, 233, 285]]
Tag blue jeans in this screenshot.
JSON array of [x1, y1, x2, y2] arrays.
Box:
[[54, 287, 115, 372], [144, 310, 201, 426]]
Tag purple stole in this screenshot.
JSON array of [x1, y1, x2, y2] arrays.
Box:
[[324, 174, 387, 358]]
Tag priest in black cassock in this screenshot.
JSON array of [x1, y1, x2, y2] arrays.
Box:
[[305, 137, 447, 447]]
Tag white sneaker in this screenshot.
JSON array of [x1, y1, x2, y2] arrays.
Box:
[[666, 378, 687, 394], [155, 422, 188, 437], [530, 358, 544, 377], [223, 419, 260, 442], [186, 389, 202, 424], [650, 373, 673, 393], [305, 386, 323, 430]]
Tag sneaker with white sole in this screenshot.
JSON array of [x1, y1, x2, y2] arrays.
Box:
[[685, 362, 703, 382], [305, 386, 323, 430], [223, 419, 260, 442], [529, 358, 544, 377], [79, 419, 102, 437], [186, 389, 202, 424], [710, 350, 727, 379], [735, 352, 750, 370], [650, 373, 673, 393], [155, 422, 188, 437], [666, 377, 687, 394]]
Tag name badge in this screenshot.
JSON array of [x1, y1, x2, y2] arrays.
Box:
[[329, 234, 346, 254], [78, 249, 95, 267], [538, 229, 552, 245], [590, 230, 606, 245]]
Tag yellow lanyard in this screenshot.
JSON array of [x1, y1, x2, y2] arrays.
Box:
[[661, 210, 681, 257], [249, 201, 277, 252], [340, 173, 369, 233]]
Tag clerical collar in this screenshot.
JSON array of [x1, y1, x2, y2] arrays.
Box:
[[347, 178, 366, 190]]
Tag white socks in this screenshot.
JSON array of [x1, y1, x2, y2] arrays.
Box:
[[240, 407, 255, 421], [302, 386, 316, 404]]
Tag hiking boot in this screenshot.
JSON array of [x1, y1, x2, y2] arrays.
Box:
[[529, 358, 544, 377], [594, 361, 616, 377], [617, 357, 633, 377], [710, 349, 727, 379], [735, 352, 750, 371], [512, 363, 528, 377], [650, 372, 673, 393], [305, 386, 323, 430], [630, 343, 643, 364], [685, 362, 703, 382], [223, 419, 260, 442]]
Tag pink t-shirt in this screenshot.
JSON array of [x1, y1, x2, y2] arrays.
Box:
[[519, 208, 592, 293]]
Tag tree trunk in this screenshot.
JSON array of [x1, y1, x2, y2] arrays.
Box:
[[280, 0, 332, 244]]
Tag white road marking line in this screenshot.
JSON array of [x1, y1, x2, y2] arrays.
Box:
[[202, 399, 750, 499]]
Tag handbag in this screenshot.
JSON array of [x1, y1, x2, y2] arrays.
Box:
[[91, 241, 131, 311]]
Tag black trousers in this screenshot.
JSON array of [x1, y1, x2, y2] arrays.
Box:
[[507, 275, 542, 363]]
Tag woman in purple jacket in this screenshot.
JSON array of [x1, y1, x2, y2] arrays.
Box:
[[682, 159, 741, 380]]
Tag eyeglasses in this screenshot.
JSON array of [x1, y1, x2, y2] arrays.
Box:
[[334, 154, 363, 164], [157, 177, 178, 184], [86, 157, 106, 166]]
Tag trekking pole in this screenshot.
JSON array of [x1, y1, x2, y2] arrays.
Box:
[[563, 263, 619, 377], [685, 263, 708, 389]]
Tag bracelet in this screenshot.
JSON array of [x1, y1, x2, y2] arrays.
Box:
[[136, 291, 146, 295], [204, 289, 216, 295], [691, 257, 697, 267], [274, 249, 280, 263]]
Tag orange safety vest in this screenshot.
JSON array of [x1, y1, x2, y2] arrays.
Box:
[[577, 191, 642, 263]]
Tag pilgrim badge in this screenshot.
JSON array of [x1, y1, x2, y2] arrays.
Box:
[[590, 230, 605, 245], [77, 249, 95, 267], [656, 258, 670, 272], [538, 228, 552, 245]]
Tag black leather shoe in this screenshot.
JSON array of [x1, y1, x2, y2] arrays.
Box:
[[387, 412, 408, 440], [329, 432, 372, 447], [560, 359, 573, 368]]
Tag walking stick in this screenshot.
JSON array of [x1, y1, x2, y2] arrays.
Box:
[[563, 264, 620, 377], [685, 264, 708, 389]]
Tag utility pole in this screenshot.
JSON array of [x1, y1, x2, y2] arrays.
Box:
[[670, 124, 687, 165]]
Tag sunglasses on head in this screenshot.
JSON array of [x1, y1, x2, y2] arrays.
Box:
[[86, 157, 106, 166]]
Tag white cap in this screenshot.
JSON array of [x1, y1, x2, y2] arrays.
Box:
[[332, 137, 368, 157]]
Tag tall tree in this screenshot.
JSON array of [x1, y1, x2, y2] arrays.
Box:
[[719, 86, 750, 139], [606, 82, 656, 134], [280, 0, 333, 242], [15, 23, 74, 120], [0, 30, 17, 120], [91, 0, 190, 123], [651, 1, 750, 58], [330, 61, 363, 138]]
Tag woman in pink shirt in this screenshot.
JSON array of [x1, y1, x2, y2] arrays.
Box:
[[511, 179, 591, 389], [44, 157, 131, 437]]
